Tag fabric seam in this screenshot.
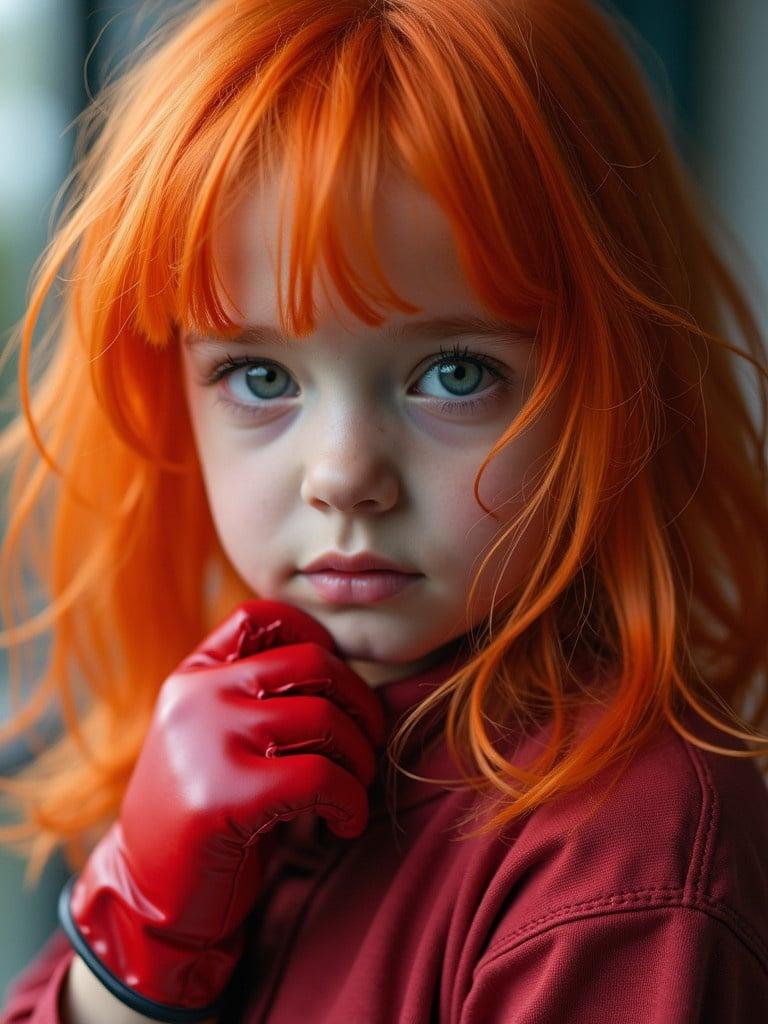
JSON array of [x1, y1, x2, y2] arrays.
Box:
[[479, 721, 766, 971], [474, 895, 768, 979]]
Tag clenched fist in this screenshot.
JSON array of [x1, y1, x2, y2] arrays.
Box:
[[58, 599, 386, 1021]]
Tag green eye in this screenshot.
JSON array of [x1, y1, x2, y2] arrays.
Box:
[[203, 343, 516, 421]]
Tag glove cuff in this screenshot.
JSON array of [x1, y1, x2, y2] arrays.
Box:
[[58, 875, 227, 1023]]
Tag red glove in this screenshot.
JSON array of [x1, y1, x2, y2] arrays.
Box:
[[58, 598, 386, 1022]]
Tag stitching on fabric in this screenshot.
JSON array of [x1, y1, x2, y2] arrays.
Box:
[[670, 713, 719, 900], [697, 750, 719, 899], [479, 889, 768, 970]]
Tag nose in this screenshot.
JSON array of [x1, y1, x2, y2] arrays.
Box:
[[299, 402, 401, 514]]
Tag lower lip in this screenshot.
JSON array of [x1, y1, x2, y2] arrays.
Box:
[[301, 570, 422, 604]]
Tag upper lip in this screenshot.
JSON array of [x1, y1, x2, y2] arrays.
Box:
[[301, 551, 420, 574]]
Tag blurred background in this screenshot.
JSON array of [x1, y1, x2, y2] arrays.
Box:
[[1, 0, 767, 1001]]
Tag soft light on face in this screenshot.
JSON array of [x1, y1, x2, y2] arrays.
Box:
[[179, 168, 567, 687]]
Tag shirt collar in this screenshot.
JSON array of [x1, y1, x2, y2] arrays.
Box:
[[375, 633, 474, 727], [368, 634, 476, 820]]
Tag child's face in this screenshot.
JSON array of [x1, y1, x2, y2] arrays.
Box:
[[180, 167, 567, 686]]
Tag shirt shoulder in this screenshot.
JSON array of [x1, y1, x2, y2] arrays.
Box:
[[458, 705, 768, 1021], [479, 704, 768, 955], [461, 900, 768, 1022], [481, 704, 768, 950], [473, 700, 768, 954]]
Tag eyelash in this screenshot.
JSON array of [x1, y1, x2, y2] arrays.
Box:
[[202, 342, 515, 420]]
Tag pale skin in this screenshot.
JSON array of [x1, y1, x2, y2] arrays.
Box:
[[179, 166, 568, 687], [61, 954, 218, 1024]]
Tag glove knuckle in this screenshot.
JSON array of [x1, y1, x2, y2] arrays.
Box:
[[304, 752, 338, 792]]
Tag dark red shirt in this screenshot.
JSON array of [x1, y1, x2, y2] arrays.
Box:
[[3, 640, 768, 1021]]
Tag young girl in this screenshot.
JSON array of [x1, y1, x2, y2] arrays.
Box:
[[1, 0, 767, 1020]]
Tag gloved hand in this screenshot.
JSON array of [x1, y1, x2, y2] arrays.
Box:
[[58, 598, 386, 1023]]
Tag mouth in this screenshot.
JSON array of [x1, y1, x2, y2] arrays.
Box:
[[300, 569, 423, 605]]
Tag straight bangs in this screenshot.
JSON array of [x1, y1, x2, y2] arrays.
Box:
[[0, 0, 766, 884]]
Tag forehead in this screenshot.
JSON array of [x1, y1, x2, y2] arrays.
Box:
[[207, 166, 496, 334]]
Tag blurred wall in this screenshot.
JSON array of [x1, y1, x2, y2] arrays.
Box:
[[0, 0, 84, 1001], [696, 0, 768, 322]]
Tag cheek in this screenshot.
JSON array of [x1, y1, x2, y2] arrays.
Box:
[[200, 450, 294, 595], [203, 448, 282, 535], [478, 406, 557, 506], [182, 369, 293, 586], [186, 411, 276, 554], [449, 423, 556, 596]]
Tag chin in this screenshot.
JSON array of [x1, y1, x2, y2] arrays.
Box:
[[346, 656, 416, 688]]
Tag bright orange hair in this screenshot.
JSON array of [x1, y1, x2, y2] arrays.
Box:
[[1, 0, 767, 887]]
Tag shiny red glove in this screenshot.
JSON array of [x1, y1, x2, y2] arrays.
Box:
[[58, 598, 386, 1022]]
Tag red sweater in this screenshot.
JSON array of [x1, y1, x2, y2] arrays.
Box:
[[3, 639, 768, 1022]]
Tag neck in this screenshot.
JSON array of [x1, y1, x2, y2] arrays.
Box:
[[348, 633, 471, 689]]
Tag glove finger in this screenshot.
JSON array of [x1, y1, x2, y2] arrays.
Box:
[[234, 694, 378, 788], [225, 642, 387, 752], [251, 753, 372, 839], [180, 598, 336, 671]]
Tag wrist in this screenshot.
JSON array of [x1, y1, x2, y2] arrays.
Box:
[[62, 954, 219, 1024], [58, 875, 228, 1023]]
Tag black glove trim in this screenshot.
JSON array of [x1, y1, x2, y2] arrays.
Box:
[[57, 874, 227, 1023]]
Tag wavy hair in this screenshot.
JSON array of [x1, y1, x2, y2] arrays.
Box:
[[1, 0, 767, 886]]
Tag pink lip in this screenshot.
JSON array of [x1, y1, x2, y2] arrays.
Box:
[[302, 570, 421, 605], [301, 550, 418, 574]]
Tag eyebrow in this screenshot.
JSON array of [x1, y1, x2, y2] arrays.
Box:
[[185, 313, 535, 348]]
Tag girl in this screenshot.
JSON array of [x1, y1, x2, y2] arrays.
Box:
[[1, 0, 768, 1020]]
